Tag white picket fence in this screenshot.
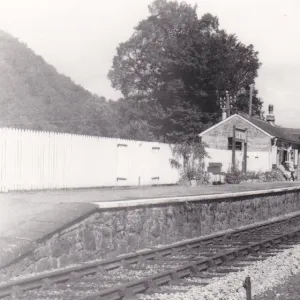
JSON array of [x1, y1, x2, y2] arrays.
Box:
[[0, 128, 181, 192]]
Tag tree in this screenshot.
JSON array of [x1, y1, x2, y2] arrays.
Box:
[[108, 0, 262, 143], [234, 87, 263, 118], [108, 98, 157, 141]]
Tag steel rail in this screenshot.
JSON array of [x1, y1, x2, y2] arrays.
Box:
[[79, 230, 300, 300], [0, 213, 300, 298]]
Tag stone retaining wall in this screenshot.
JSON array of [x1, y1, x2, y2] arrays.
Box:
[[1, 189, 300, 280]]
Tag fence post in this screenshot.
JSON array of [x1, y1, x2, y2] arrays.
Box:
[[243, 276, 252, 300]]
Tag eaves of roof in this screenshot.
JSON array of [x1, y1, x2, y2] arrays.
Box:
[[199, 113, 300, 145]]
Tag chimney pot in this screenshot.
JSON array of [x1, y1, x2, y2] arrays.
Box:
[[266, 104, 275, 125], [222, 108, 226, 120], [269, 104, 274, 115]]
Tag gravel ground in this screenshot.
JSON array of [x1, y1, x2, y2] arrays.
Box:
[[254, 273, 300, 300], [139, 242, 300, 300]]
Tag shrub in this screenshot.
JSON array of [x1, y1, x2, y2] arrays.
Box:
[[171, 141, 208, 184], [258, 169, 286, 182], [245, 171, 260, 180], [224, 167, 245, 184], [225, 165, 288, 184], [196, 171, 211, 185]]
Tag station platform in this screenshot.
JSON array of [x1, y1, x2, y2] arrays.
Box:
[[0, 181, 299, 272], [1, 181, 299, 204]]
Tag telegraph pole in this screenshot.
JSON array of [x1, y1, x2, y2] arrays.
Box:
[[226, 91, 230, 117], [220, 90, 236, 119], [249, 84, 254, 116], [219, 92, 227, 120]]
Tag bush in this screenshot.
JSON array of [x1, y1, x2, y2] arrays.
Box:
[[225, 168, 286, 184], [257, 169, 286, 182], [171, 141, 208, 185], [179, 164, 210, 185], [245, 171, 260, 180], [196, 170, 211, 185], [224, 167, 245, 184]]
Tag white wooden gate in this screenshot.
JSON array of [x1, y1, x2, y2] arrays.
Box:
[[151, 146, 160, 185], [116, 143, 129, 186]]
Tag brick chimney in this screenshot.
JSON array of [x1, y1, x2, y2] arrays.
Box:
[[266, 104, 275, 125], [221, 107, 227, 120]]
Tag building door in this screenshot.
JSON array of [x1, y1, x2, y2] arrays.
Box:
[[283, 150, 288, 163], [151, 146, 160, 184], [116, 143, 129, 185], [278, 149, 287, 165]]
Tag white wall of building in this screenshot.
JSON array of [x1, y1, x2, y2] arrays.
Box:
[[246, 151, 271, 172], [204, 148, 271, 173], [0, 128, 180, 192]]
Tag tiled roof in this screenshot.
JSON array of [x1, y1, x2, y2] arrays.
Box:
[[239, 113, 300, 144]]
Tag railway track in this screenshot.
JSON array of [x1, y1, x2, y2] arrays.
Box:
[[2, 213, 300, 300]]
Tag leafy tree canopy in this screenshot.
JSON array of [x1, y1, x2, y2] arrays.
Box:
[[108, 0, 263, 143]]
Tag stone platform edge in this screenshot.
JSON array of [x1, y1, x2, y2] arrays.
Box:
[[0, 203, 99, 271], [94, 185, 300, 209]]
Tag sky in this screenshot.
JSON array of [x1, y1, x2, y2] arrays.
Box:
[[0, 0, 300, 127]]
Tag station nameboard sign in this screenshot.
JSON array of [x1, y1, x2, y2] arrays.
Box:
[[235, 128, 247, 142]]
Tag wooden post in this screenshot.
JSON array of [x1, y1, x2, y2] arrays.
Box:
[[243, 129, 248, 173], [297, 149, 300, 180], [249, 84, 254, 116], [243, 276, 252, 300], [243, 143, 247, 172], [226, 91, 230, 117], [232, 126, 236, 170]]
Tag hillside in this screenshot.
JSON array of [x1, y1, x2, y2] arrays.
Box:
[[0, 30, 118, 136]]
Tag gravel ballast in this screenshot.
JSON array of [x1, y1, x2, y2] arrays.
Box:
[[139, 243, 300, 300]]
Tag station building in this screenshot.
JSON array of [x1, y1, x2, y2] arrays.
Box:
[[198, 105, 300, 177]]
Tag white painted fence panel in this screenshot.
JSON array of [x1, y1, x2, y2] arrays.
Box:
[[0, 128, 180, 191]]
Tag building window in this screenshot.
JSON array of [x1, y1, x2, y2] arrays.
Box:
[[228, 137, 242, 151]]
